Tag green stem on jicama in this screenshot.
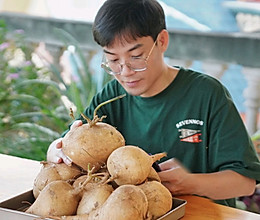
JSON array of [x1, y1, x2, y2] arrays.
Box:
[[81, 94, 126, 127]]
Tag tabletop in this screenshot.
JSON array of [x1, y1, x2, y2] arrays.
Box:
[[0, 153, 41, 201], [178, 195, 260, 220], [1, 153, 260, 219]]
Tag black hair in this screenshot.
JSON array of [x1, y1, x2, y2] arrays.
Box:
[[92, 0, 166, 47]]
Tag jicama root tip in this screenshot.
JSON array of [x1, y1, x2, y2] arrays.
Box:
[[151, 152, 167, 162]]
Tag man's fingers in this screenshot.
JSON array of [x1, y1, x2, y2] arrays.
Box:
[[62, 154, 73, 166], [49, 155, 63, 164], [158, 168, 175, 182], [56, 139, 63, 149], [161, 181, 175, 194], [158, 158, 183, 182], [159, 158, 180, 171], [70, 120, 83, 130], [158, 170, 168, 182], [56, 149, 72, 165], [162, 181, 183, 195], [47, 138, 70, 164]]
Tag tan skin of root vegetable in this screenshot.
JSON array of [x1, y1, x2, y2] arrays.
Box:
[[139, 181, 173, 219], [26, 168, 109, 217], [76, 182, 114, 215], [55, 185, 149, 220], [147, 167, 161, 182], [62, 94, 126, 171], [33, 161, 83, 198], [107, 145, 166, 185]]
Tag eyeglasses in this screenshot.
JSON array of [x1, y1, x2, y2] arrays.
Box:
[[101, 37, 158, 75]]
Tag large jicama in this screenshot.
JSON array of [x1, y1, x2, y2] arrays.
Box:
[[139, 181, 173, 219], [27, 180, 81, 216], [33, 162, 82, 198], [62, 95, 126, 171], [27, 169, 109, 217], [76, 183, 113, 215], [59, 185, 149, 220], [107, 145, 166, 185]]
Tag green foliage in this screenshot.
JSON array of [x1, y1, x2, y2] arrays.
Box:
[[252, 130, 260, 142], [0, 20, 111, 161]]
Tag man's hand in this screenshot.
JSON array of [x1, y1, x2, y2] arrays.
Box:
[[158, 158, 256, 200], [46, 138, 72, 164], [46, 120, 83, 165], [158, 158, 194, 195]]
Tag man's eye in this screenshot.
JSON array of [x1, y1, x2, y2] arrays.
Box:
[[109, 59, 119, 63], [132, 56, 141, 59], [132, 54, 143, 59]]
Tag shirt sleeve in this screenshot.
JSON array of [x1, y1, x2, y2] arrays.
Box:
[[207, 84, 260, 183]]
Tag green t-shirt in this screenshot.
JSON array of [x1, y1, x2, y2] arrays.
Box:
[[76, 67, 260, 207]]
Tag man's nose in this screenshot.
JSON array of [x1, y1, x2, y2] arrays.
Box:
[[120, 63, 135, 76]]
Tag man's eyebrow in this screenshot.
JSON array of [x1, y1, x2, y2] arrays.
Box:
[[103, 43, 143, 55], [103, 49, 115, 55], [128, 43, 143, 52]]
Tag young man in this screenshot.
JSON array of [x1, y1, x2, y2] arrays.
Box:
[[47, 0, 260, 207]]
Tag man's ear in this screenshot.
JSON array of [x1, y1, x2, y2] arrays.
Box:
[[157, 29, 169, 53]]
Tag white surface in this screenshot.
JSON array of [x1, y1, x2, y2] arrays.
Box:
[[0, 154, 41, 202]]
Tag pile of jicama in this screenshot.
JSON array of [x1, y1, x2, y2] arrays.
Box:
[[26, 95, 173, 220]]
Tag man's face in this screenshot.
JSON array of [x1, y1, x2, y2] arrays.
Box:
[[103, 35, 166, 97]]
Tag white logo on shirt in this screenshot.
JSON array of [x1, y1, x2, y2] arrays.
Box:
[[176, 119, 204, 129]]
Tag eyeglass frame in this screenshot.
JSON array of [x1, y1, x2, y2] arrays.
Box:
[[101, 35, 158, 75]]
